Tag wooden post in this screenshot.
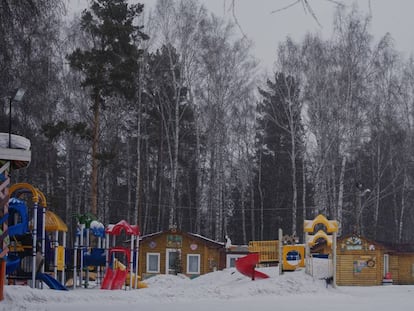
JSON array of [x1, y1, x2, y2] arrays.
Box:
[[278, 228, 283, 275], [332, 232, 337, 288]]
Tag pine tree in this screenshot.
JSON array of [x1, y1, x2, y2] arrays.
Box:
[[67, 0, 148, 217], [255, 72, 305, 237]]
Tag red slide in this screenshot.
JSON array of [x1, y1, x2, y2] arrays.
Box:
[[235, 253, 269, 280], [110, 269, 128, 290], [101, 267, 115, 289], [101, 267, 127, 290]]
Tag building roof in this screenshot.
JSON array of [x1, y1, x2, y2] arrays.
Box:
[[377, 241, 414, 253], [140, 229, 225, 247]]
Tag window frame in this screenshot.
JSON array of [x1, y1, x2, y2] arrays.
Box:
[[186, 254, 201, 275], [226, 254, 245, 268], [146, 252, 160, 273], [383, 254, 389, 276]]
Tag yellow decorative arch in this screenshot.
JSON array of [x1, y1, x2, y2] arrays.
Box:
[[306, 230, 333, 247], [10, 183, 40, 205], [303, 214, 338, 234], [35, 188, 47, 207]]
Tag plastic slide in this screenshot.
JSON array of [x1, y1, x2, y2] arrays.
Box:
[[235, 253, 269, 280], [114, 259, 148, 289], [101, 267, 128, 290], [110, 269, 128, 290], [101, 267, 114, 289], [36, 272, 68, 290]]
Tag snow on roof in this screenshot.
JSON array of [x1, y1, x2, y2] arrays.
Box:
[[140, 230, 224, 246], [187, 232, 225, 246]]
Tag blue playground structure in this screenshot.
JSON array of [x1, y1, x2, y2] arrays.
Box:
[[6, 184, 67, 290]]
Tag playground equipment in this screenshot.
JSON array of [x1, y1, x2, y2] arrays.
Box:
[[235, 253, 269, 280], [45, 210, 68, 286], [101, 248, 131, 289], [0, 132, 31, 300], [109, 256, 147, 289], [7, 183, 67, 290], [282, 245, 305, 271], [101, 220, 145, 290], [247, 233, 304, 272], [304, 214, 338, 287], [72, 214, 106, 288], [248, 240, 279, 264]]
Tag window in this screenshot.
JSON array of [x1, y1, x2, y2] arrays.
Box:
[[187, 254, 200, 274], [226, 254, 245, 268], [146, 253, 160, 273], [383, 254, 389, 276]]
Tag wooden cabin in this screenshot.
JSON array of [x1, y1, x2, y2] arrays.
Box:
[[336, 235, 385, 286], [382, 242, 414, 285], [138, 228, 225, 279], [336, 234, 414, 286]]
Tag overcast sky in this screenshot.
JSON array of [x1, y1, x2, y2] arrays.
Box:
[[197, 0, 414, 71], [68, 0, 414, 71]]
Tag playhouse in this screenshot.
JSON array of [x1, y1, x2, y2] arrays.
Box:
[[336, 234, 414, 286], [138, 227, 225, 279]]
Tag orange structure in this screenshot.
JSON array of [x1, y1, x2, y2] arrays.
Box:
[[0, 135, 31, 300]]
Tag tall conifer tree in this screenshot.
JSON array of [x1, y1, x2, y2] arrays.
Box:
[[67, 0, 148, 217]]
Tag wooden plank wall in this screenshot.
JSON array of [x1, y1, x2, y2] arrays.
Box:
[[336, 250, 383, 286], [138, 232, 222, 278], [248, 240, 279, 262], [391, 254, 414, 284]]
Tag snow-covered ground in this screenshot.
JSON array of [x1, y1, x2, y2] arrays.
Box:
[[2, 265, 414, 311]]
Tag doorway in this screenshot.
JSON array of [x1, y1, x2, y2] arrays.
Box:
[[166, 249, 181, 274]]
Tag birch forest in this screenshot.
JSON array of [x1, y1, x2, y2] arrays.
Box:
[[1, 0, 414, 246]]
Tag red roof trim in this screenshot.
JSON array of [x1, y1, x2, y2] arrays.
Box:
[[105, 220, 140, 236]]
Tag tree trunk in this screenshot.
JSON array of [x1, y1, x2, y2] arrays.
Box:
[[290, 126, 297, 235], [302, 152, 307, 241], [241, 185, 246, 244], [398, 170, 407, 242], [374, 139, 381, 238], [126, 139, 132, 223], [250, 176, 255, 241], [91, 95, 100, 217], [134, 65, 143, 229], [258, 152, 264, 241], [337, 155, 346, 235]]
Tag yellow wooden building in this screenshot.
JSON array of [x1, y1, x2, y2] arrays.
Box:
[[382, 242, 414, 285], [138, 228, 225, 279], [336, 234, 414, 286]]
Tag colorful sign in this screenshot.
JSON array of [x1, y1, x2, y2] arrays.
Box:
[[167, 235, 182, 248], [345, 236, 363, 250]]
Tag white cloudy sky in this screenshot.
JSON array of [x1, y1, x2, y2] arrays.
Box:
[[67, 0, 414, 70]]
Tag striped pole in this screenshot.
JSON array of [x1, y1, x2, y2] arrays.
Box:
[[0, 162, 11, 300]]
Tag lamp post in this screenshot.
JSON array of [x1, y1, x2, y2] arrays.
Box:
[[8, 88, 26, 148], [355, 182, 371, 235]]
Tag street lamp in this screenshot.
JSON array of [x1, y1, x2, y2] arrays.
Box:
[[355, 182, 371, 235], [8, 88, 26, 148]]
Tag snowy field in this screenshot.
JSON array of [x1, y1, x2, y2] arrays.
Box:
[[2, 266, 414, 311]]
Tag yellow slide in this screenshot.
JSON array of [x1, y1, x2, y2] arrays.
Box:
[[113, 259, 148, 289]]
